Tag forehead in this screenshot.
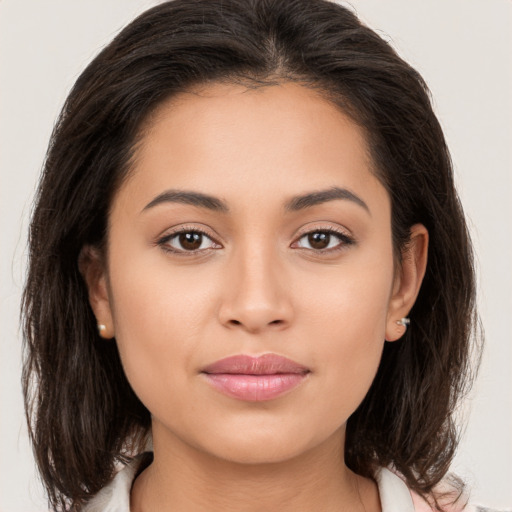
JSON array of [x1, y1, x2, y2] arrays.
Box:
[[141, 81, 369, 158], [114, 81, 386, 217]]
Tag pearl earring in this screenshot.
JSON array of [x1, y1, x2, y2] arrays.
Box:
[[97, 324, 107, 334], [396, 317, 410, 327]]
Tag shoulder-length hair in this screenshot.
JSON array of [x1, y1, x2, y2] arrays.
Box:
[[22, 0, 481, 510]]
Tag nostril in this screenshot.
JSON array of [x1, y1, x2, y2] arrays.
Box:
[[227, 319, 283, 328]]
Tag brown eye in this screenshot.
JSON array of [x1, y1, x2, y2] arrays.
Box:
[[295, 229, 353, 252], [159, 229, 220, 254], [178, 232, 203, 251], [307, 232, 330, 250]]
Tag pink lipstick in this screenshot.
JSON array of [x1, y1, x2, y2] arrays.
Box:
[[201, 354, 310, 401]]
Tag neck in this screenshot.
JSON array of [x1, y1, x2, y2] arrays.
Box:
[[130, 424, 380, 512]]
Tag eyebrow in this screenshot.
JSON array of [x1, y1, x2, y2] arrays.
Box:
[[143, 190, 229, 213], [142, 186, 370, 215], [284, 186, 370, 214]]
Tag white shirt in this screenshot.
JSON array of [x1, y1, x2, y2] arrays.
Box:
[[83, 456, 421, 512], [83, 453, 499, 512]]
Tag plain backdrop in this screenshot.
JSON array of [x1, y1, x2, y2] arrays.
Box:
[[1, 1, 511, 510]]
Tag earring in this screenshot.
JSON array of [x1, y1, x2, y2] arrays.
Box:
[[396, 317, 410, 327], [97, 324, 107, 334]]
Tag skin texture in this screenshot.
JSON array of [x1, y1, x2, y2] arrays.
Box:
[[82, 82, 428, 511]]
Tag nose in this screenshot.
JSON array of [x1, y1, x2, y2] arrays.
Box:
[[217, 245, 294, 333]]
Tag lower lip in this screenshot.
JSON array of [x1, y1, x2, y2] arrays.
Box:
[[202, 373, 308, 401]]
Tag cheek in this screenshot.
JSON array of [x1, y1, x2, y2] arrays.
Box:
[[296, 253, 394, 419], [300, 244, 394, 347], [106, 252, 220, 412]]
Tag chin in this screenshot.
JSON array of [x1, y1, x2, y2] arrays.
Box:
[[208, 441, 306, 466], [194, 423, 334, 467]]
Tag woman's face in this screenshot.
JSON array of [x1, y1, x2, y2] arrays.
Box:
[[86, 82, 425, 464]]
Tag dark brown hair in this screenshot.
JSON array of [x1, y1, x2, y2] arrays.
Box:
[[22, 0, 481, 510]]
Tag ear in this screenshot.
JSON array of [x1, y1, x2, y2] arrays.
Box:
[[78, 245, 115, 339], [385, 224, 428, 342]]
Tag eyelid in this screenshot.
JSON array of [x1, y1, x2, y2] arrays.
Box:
[[291, 223, 355, 253], [156, 224, 222, 256], [293, 223, 353, 240]]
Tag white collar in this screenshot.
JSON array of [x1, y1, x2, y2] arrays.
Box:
[[375, 466, 416, 511], [84, 456, 415, 512]]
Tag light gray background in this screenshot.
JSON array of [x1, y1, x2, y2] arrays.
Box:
[[1, 1, 511, 510]]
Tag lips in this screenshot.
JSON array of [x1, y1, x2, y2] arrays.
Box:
[[201, 354, 310, 402]]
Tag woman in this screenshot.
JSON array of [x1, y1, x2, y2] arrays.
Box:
[[22, 0, 487, 510]]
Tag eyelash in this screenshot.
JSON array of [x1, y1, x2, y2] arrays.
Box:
[[156, 225, 355, 257]]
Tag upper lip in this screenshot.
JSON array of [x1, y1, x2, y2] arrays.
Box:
[[202, 354, 310, 375]]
